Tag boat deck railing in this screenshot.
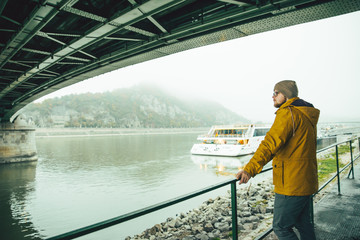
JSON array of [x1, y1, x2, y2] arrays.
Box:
[[46, 136, 360, 240], [198, 134, 248, 139]]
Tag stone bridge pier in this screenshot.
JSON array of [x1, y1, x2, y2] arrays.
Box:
[[0, 115, 37, 164]]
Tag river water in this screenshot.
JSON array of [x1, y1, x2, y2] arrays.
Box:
[[0, 130, 274, 240]]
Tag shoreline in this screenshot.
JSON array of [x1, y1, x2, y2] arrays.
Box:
[[34, 127, 208, 138]]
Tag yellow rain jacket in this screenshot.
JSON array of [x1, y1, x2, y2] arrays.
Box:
[[244, 97, 320, 196]]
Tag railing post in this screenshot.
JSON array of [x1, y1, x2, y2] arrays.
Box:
[[348, 140, 354, 179], [310, 195, 314, 226], [335, 145, 341, 195], [231, 182, 238, 240]]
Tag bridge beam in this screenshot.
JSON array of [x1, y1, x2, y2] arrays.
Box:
[[0, 115, 37, 164]]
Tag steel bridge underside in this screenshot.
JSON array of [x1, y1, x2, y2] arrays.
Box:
[[0, 0, 359, 122]]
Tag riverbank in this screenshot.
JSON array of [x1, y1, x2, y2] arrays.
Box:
[[126, 181, 275, 240], [34, 127, 208, 138]]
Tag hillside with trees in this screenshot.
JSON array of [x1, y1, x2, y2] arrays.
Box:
[[21, 84, 249, 128]]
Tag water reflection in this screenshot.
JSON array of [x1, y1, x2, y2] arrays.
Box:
[[0, 162, 41, 240], [191, 154, 253, 176]]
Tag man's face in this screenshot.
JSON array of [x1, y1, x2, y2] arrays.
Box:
[[272, 91, 287, 108]]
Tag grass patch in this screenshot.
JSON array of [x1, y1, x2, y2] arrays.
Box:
[[331, 144, 353, 156], [317, 157, 345, 183], [317, 144, 355, 184]]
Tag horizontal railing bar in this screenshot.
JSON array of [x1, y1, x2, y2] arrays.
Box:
[[261, 167, 272, 173], [315, 139, 351, 153], [317, 137, 359, 153], [255, 226, 273, 240], [46, 178, 238, 240]]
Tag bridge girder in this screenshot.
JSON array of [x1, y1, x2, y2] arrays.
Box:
[[0, 0, 359, 122]]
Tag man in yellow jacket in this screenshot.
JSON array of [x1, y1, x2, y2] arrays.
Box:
[[236, 80, 320, 240]]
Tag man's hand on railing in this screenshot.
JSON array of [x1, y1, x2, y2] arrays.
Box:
[[236, 170, 251, 184]]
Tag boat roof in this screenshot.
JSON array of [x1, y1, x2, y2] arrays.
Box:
[[210, 124, 270, 130]]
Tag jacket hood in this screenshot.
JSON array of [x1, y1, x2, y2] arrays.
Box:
[[277, 97, 320, 128]]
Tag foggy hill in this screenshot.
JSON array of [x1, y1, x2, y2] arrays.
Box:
[[21, 84, 249, 128]]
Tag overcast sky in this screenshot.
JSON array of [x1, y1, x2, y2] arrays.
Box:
[[38, 11, 360, 123]]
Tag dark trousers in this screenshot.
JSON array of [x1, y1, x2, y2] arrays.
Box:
[[273, 193, 316, 240]]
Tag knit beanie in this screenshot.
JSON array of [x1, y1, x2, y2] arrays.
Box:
[[274, 80, 298, 99]]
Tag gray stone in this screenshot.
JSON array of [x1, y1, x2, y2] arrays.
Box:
[[252, 222, 259, 230], [207, 232, 215, 239], [175, 220, 183, 228], [192, 226, 203, 234], [168, 220, 176, 228], [259, 205, 267, 214], [244, 217, 253, 223], [238, 223, 245, 230], [214, 222, 230, 232], [195, 233, 209, 240], [203, 223, 213, 232], [241, 211, 251, 217], [184, 224, 191, 230], [211, 229, 221, 237], [249, 215, 260, 223], [243, 223, 254, 231], [182, 236, 195, 240], [266, 206, 274, 213]]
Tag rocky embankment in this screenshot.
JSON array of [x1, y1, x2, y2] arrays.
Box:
[[126, 181, 274, 240]]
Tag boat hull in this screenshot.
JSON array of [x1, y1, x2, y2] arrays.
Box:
[[190, 144, 255, 157]]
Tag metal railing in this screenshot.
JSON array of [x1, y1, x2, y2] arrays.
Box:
[[46, 137, 359, 240]]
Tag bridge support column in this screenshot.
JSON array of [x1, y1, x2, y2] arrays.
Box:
[[0, 119, 38, 164]]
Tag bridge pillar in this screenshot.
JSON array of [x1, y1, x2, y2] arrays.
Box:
[[0, 115, 37, 164]]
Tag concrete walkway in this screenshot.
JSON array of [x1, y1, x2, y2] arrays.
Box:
[[314, 162, 360, 240]]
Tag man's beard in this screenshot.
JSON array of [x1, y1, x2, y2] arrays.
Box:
[[274, 99, 287, 108]]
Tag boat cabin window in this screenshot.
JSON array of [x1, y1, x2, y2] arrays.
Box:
[[253, 128, 270, 137], [213, 128, 247, 136], [235, 129, 245, 135]]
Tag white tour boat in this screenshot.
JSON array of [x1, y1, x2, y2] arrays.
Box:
[[190, 124, 270, 157]]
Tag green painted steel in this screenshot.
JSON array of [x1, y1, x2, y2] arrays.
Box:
[[231, 182, 238, 240], [336, 145, 341, 195], [348, 141, 355, 179]]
